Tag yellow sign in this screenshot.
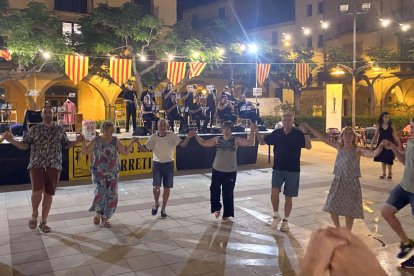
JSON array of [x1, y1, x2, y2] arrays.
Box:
[[68, 138, 172, 180]]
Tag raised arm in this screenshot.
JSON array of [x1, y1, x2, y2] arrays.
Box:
[[236, 124, 257, 147], [305, 123, 338, 149], [3, 131, 28, 150], [82, 136, 96, 155], [117, 138, 135, 155], [179, 130, 196, 148], [384, 139, 405, 165], [357, 147, 375, 158], [255, 131, 267, 145], [194, 134, 218, 147]]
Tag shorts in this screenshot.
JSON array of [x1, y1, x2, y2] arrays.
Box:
[[272, 170, 300, 197], [29, 167, 61, 195], [385, 185, 414, 216], [152, 161, 174, 188]]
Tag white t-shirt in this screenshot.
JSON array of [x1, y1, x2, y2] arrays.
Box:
[[145, 132, 182, 163]]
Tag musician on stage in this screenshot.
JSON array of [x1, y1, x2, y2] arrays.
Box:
[[140, 85, 155, 103], [217, 95, 237, 124], [141, 95, 159, 133], [122, 81, 137, 132], [190, 94, 210, 133], [165, 92, 184, 132], [237, 94, 264, 125], [206, 88, 216, 128], [182, 85, 195, 124]]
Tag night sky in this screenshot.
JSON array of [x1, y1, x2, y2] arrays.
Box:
[[177, 0, 295, 28]]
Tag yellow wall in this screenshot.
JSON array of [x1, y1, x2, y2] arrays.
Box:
[[77, 82, 106, 121]]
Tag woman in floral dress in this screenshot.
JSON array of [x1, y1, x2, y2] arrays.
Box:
[[82, 121, 135, 227]]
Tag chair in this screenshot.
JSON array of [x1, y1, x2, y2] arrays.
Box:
[[9, 110, 17, 124], [114, 110, 124, 130], [239, 118, 251, 128]]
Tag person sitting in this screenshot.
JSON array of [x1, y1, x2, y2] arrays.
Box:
[[237, 94, 264, 125], [165, 93, 184, 132], [190, 94, 210, 133], [140, 85, 155, 103], [141, 95, 159, 132], [217, 95, 237, 124]]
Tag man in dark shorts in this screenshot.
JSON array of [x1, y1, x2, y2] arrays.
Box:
[[4, 106, 82, 232], [136, 119, 194, 218], [380, 117, 414, 269], [256, 113, 311, 232]]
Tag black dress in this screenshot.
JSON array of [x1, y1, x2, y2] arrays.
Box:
[[374, 126, 395, 165]]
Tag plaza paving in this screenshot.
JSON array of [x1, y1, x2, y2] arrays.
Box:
[[0, 141, 413, 275]]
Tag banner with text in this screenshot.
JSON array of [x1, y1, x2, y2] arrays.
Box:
[[326, 84, 343, 131], [68, 138, 175, 180]]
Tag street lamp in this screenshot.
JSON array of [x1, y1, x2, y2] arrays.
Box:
[[339, 1, 371, 128]]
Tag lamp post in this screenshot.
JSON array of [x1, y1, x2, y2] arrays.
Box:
[[340, 1, 371, 128]]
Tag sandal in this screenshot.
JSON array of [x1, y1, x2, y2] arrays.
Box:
[[28, 215, 37, 230], [214, 211, 220, 219], [387, 174, 393, 180], [102, 218, 111, 228], [379, 174, 386, 179], [39, 221, 51, 233], [93, 214, 101, 225], [221, 217, 231, 223]]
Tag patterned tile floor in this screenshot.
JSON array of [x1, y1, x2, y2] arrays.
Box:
[[0, 142, 413, 275]]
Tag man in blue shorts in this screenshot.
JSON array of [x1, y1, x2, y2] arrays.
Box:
[[256, 113, 311, 232], [137, 119, 194, 218], [380, 118, 414, 268]]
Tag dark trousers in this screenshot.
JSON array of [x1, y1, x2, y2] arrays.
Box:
[[167, 112, 184, 132], [125, 103, 137, 131], [210, 169, 237, 218], [207, 108, 215, 127], [219, 113, 237, 124], [192, 113, 210, 132], [240, 111, 263, 125], [142, 114, 159, 130]]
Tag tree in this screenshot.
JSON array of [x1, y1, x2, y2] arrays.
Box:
[[0, 2, 69, 82], [268, 46, 317, 114], [79, 3, 223, 92]]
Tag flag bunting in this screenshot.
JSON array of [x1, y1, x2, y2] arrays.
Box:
[[167, 62, 187, 85], [256, 63, 271, 86], [189, 62, 207, 79], [110, 58, 132, 86], [65, 55, 89, 85], [296, 63, 310, 87]]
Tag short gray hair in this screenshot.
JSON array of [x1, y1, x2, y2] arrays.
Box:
[[100, 120, 114, 134]]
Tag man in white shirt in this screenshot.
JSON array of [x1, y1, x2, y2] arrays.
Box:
[[137, 119, 194, 218]]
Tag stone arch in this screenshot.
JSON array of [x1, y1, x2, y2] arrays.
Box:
[[0, 80, 30, 122]]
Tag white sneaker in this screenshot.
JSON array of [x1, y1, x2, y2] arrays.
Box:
[[280, 219, 289, 232], [270, 216, 281, 229]]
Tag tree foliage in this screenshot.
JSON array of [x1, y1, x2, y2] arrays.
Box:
[[0, 2, 68, 73]]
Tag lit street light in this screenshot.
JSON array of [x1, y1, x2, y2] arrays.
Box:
[[339, 1, 371, 128]]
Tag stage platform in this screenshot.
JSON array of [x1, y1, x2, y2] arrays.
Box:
[[0, 130, 273, 185]]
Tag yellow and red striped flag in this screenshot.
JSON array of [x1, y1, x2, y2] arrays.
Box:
[[110, 58, 132, 86], [167, 62, 187, 85], [189, 62, 206, 79], [0, 49, 11, 61], [256, 63, 271, 86], [296, 63, 310, 87], [65, 55, 89, 85]]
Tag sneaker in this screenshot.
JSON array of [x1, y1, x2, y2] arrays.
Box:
[[270, 216, 281, 229], [280, 219, 289, 232], [151, 204, 160, 216], [160, 209, 168, 219], [402, 255, 414, 269], [398, 239, 414, 259]]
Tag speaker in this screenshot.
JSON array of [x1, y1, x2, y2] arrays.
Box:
[[132, 127, 148, 136]]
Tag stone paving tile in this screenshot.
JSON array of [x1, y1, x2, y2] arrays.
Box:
[[1, 142, 414, 275]]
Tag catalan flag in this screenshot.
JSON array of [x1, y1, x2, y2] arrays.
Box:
[[65, 55, 89, 85], [296, 63, 310, 87], [256, 63, 271, 86], [0, 49, 11, 61], [110, 58, 132, 86], [167, 62, 187, 85], [189, 62, 206, 79]]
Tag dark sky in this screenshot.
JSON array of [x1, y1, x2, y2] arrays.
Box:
[[177, 0, 295, 28]]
